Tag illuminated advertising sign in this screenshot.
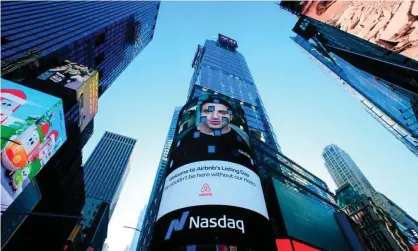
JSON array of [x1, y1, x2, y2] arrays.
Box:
[[37, 60, 99, 131], [218, 34, 238, 48], [298, 1, 418, 60], [152, 94, 271, 250], [1, 79, 67, 211], [272, 178, 352, 251]]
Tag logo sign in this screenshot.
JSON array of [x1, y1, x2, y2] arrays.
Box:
[[199, 183, 212, 197], [165, 211, 190, 240], [218, 34, 238, 48], [165, 211, 245, 240]]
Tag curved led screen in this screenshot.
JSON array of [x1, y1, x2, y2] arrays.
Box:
[[152, 94, 270, 250]]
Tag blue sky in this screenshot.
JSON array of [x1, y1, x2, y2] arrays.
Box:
[[82, 2, 418, 250]]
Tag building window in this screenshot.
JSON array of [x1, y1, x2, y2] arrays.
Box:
[[98, 70, 104, 80], [2, 36, 9, 45], [95, 53, 105, 66], [95, 33, 106, 47]]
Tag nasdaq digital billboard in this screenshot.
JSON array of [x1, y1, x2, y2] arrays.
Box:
[[1, 79, 67, 211], [151, 94, 271, 250], [38, 60, 99, 131]]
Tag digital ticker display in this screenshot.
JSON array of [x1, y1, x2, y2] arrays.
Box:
[[151, 94, 271, 250]]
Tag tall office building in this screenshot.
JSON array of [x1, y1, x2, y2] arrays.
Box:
[[130, 204, 148, 251], [279, 6, 418, 157], [1, 1, 160, 145], [336, 184, 412, 251], [291, 34, 418, 157], [83, 131, 136, 217], [323, 144, 375, 198], [138, 35, 365, 251], [1, 1, 160, 97], [279, 3, 418, 96], [323, 144, 418, 245], [138, 107, 181, 250]]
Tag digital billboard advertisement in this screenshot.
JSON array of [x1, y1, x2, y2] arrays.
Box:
[[298, 1, 418, 60], [37, 60, 99, 131], [151, 94, 271, 250], [1, 79, 67, 211]]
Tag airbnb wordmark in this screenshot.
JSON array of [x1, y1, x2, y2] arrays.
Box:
[[200, 183, 212, 197]]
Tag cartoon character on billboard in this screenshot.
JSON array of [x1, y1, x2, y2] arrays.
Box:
[[38, 130, 58, 165], [1, 119, 50, 174], [1, 89, 27, 124], [10, 165, 31, 190]]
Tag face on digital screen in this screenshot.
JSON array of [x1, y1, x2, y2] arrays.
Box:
[[199, 102, 233, 135]]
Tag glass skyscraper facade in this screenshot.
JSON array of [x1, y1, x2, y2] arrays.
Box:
[[130, 204, 148, 251], [1, 1, 160, 96], [291, 34, 418, 157], [137, 107, 181, 250], [323, 144, 418, 245], [1, 1, 160, 146], [83, 131, 136, 217], [323, 145, 375, 198], [138, 35, 363, 251], [188, 39, 281, 153]]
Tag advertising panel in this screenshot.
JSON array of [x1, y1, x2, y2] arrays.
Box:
[[272, 178, 352, 251], [152, 94, 271, 250], [37, 60, 99, 131], [218, 34, 238, 48], [298, 1, 418, 60], [1, 79, 67, 211]]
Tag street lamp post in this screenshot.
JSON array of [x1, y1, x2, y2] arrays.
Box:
[[123, 226, 142, 232]]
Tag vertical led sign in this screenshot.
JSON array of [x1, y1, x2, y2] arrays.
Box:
[[152, 94, 271, 250]]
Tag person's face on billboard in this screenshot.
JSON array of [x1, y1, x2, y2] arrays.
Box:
[[200, 102, 232, 133]]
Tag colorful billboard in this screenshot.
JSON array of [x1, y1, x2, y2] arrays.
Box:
[[298, 1, 418, 60], [151, 94, 271, 250], [38, 60, 99, 131], [1, 79, 67, 211]]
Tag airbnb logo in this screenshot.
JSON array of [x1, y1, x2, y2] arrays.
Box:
[[199, 183, 212, 197]]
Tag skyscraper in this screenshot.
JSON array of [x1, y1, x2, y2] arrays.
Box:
[[83, 131, 136, 217], [323, 144, 375, 198], [138, 34, 364, 251], [290, 34, 418, 157], [1, 1, 160, 146], [188, 35, 281, 153], [336, 184, 412, 251], [279, 5, 418, 96], [323, 144, 418, 245], [130, 204, 147, 251], [138, 107, 181, 250], [1, 1, 160, 97]]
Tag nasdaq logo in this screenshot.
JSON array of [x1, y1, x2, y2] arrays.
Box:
[[165, 211, 190, 240], [165, 211, 245, 240]]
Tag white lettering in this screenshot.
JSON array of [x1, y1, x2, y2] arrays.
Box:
[[218, 215, 226, 228], [227, 219, 235, 229], [189, 216, 199, 228], [236, 220, 245, 233], [189, 215, 245, 234], [210, 218, 217, 227], [201, 218, 208, 228]]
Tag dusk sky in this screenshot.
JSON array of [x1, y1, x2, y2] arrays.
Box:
[[82, 2, 418, 250]]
